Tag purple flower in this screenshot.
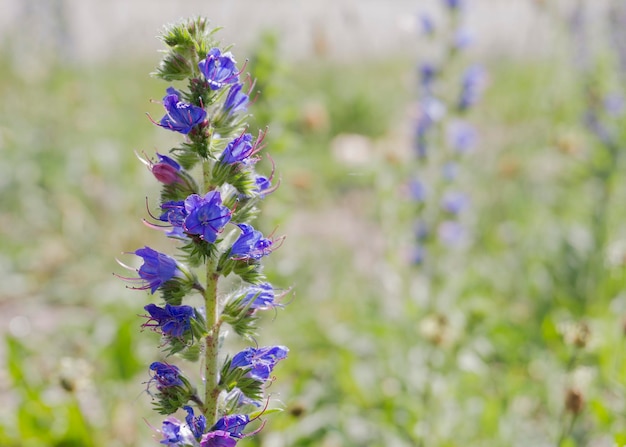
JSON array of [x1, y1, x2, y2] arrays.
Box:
[[458, 65, 486, 111], [419, 63, 437, 92], [183, 191, 231, 243], [241, 283, 277, 310], [438, 220, 466, 246], [441, 191, 469, 214], [254, 175, 272, 198], [453, 28, 473, 50], [198, 48, 239, 90], [159, 201, 188, 238], [144, 304, 196, 338], [219, 133, 256, 165], [442, 162, 458, 181], [447, 120, 477, 153], [409, 179, 427, 202], [200, 430, 237, 447], [134, 247, 183, 293], [150, 362, 184, 390], [211, 414, 250, 438], [229, 223, 274, 260], [604, 93, 625, 117], [184, 406, 207, 440], [230, 345, 288, 382], [159, 87, 207, 134], [444, 0, 463, 10], [413, 245, 427, 265], [224, 83, 249, 115], [152, 153, 182, 184], [160, 417, 196, 446], [419, 13, 435, 35]]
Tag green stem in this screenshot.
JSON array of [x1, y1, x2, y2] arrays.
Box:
[[203, 267, 220, 423], [202, 157, 220, 423]]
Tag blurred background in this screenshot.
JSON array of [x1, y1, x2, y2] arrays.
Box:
[[2, 0, 626, 446]]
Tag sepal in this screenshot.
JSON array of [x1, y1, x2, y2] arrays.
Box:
[[161, 170, 199, 202], [159, 276, 196, 306], [221, 295, 260, 338], [217, 252, 265, 284], [218, 358, 264, 402]]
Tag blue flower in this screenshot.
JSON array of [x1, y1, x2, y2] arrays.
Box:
[[444, 0, 463, 10], [438, 220, 466, 246], [419, 13, 435, 36], [230, 345, 288, 382], [211, 414, 250, 438], [409, 179, 427, 202], [447, 120, 477, 153], [198, 48, 239, 90], [229, 223, 274, 260], [224, 83, 249, 115], [458, 65, 486, 111], [159, 200, 188, 238], [159, 87, 207, 134], [183, 191, 231, 243], [441, 191, 469, 214], [219, 133, 256, 165], [200, 431, 237, 447], [150, 153, 183, 184], [453, 28, 473, 50], [419, 63, 437, 92], [183, 406, 207, 440], [134, 247, 183, 293], [254, 175, 272, 198], [150, 362, 184, 390], [241, 283, 278, 310], [160, 417, 196, 446], [144, 304, 196, 338]]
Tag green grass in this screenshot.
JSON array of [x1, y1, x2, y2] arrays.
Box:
[[1, 40, 626, 447]]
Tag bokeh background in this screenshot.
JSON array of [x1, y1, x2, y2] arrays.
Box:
[[2, 0, 626, 446]]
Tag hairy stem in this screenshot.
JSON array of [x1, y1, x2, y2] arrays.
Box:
[[203, 267, 220, 423], [202, 157, 220, 423]]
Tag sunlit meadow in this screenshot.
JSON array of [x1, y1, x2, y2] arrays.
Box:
[[2, 1, 626, 446]]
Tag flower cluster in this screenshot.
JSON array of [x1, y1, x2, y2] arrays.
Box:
[[117, 18, 288, 445], [410, 0, 486, 265]]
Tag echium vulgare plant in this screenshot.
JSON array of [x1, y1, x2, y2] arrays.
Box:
[[116, 17, 288, 446], [403, 0, 486, 444]]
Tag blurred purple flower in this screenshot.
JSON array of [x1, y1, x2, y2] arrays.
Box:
[[409, 179, 428, 202], [447, 120, 477, 153], [442, 162, 458, 181], [437, 220, 466, 246], [604, 93, 625, 117], [441, 191, 469, 214], [453, 28, 473, 50], [458, 65, 487, 111], [444, 0, 463, 10], [419, 13, 435, 35]]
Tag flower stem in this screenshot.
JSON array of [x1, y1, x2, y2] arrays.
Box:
[[202, 157, 220, 423], [203, 266, 220, 423]]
